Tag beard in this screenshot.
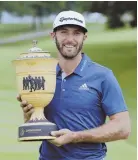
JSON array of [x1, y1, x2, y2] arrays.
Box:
[[55, 37, 83, 60]]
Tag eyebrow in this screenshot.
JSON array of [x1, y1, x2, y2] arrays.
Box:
[[59, 27, 83, 32]]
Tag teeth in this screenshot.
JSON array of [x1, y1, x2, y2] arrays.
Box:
[[64, 45, 74, 48]]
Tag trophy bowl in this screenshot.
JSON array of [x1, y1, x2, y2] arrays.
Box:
[[12, 40, 58, 141]]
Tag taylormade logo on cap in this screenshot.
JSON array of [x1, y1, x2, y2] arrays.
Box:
[[59, 17, 83, 23], [53, 10, 87, 32]]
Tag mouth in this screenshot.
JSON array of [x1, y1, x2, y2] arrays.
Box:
[[64, 45, 75, 49]]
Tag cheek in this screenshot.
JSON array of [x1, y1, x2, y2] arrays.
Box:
[[56, 39, 63, 47], [77, 39, 84, 46], [76, 36, 84, 42], [58, 37, 65, 44], [56, 34, 66, 42]]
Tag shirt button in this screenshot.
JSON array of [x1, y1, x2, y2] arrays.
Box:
[[63, 79, 66, 82], [62, 89, 65, 91]]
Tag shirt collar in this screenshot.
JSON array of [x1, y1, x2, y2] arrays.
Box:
[[56, 53, 89, 77], [56, 63, 62, 76]]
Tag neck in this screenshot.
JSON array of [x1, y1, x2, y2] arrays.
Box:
[[58, 52, 82, 75]]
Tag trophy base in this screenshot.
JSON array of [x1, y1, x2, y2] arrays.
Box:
[[18, 120, 57, 141]]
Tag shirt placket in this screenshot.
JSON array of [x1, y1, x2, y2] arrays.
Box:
[[60, 78, 66, 98]]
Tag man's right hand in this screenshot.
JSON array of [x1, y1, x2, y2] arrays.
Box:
[[17, 94, 34, 122]]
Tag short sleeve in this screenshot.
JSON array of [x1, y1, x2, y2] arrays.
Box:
[[101, 71, 127, 116]]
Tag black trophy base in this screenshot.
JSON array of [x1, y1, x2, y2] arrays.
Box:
[[18, 120, 57, 141]]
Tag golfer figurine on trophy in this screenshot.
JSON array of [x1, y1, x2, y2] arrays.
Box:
[[12, 40, 58, 141]]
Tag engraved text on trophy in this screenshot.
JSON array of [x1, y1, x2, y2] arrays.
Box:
[[23, 75, 46, 92]]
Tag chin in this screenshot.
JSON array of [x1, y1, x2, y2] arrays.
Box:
[[62, 53, 78, 59]]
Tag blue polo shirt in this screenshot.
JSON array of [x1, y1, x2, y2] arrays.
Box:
[[39, 53, 127, 160]]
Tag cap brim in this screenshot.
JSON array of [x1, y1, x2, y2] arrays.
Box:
[[53, 24, 88, 33]]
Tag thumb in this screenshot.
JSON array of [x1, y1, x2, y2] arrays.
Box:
[[51, 129, 70, 137], [51, 130, 63, 137]]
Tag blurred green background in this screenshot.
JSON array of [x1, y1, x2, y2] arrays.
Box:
[[0, 1, 137, 160]]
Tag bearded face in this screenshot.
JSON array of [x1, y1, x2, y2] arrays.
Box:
[[54, 26, 86, 60]]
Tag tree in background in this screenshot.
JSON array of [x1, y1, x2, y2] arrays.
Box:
[[0, 1, 26, 23], [24, 1, 66, 30], [62, 1, 137, 29], [0, 2, 5, 23], [0, 1, 67, 30], [0, 1, 137, 29], [87, 1, 137, 28]]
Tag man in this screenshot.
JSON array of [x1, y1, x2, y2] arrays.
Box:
[[17, 10, 131, 160]]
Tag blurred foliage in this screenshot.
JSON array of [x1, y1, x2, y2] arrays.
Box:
[[0, 1, 137, 29], [87, 1, 137, 28]]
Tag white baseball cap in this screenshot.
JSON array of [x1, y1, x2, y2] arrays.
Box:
[[53, 10, 88, 32]]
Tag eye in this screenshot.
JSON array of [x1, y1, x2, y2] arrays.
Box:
[[61, 30, 67, 34], [75, 32, 81, 35]]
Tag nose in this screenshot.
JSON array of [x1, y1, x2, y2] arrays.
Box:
[[66, 34, 74, 42]]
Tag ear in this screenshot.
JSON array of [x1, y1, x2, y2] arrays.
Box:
[[83, 34, 87, 41], [50, 32, 56, 41]]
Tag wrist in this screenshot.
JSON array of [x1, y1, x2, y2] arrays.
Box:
[[72, 131, 84, 143]]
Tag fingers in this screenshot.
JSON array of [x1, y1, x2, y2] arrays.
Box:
[[17, 94, 22, 102], [51, 129, 71, 137], [48, 129, 73, 147], [48, 139, 62, 147], [17, 95, 30, 110], [23, 104, 34, 122], [17, 95, 31, 111], [22, 104, 33, 113], [25, 107, 34, 117], [51, 131, 62, 137], [20, 100, 34, 116], [20, 100, 28, 108], [16, 94, 34, 122]]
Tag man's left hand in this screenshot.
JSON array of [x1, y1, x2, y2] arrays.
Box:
[[48, 129, 76, 147]]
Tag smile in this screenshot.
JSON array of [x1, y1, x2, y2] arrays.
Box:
[[64, 45, 75, 48]]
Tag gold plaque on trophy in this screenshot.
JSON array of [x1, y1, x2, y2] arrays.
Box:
[[12, 40, 58, 141]]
